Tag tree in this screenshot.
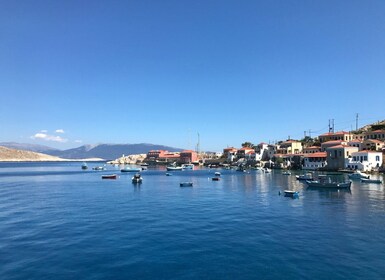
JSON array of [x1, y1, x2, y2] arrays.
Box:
[[241, 142, 254, 148]]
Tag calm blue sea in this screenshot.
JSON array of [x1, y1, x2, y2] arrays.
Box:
[[1, 162, 385, 280]]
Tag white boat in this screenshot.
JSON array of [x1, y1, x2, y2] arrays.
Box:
[[296, 173, 313, 181], [180, 182, 193, 187], [282, 171, 291, 175], [348, 171, 370, 179], [166, 166, 183, 171], [132, 173, 142, 184], [360, 178, 382, 184], [306, 175, 351, 189], [214, 172, 221, 176], [181, 164, 194, 170]]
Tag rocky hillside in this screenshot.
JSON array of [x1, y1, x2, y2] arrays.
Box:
[[0, 146, 66, 162]]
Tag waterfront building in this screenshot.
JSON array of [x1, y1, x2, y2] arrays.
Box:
[[223, 147, 238, 162], [236, 147, 255, 159], [179, 150, 198, 163], [254, 143, 275, 161], [302, 152, 327, 170], [146, 150, 180, 163], [325, 145, 358, 170], [347, 139, 362, 149], [346, 150, 383, 171]]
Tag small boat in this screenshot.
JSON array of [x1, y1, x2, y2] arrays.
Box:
[[263, 168, 271, 173], [306, 175, 351, 189], [166, 166, 183, 171], [121, 167, 142, 173], [282, 171, 291, 175], [180, 182, 193, 187], [132, 173, 142, 184], [283, 190, 299, 198], [214, 172, 221, 176], [81, 163, 88, 170], [102, 174, 117, 179], [360, 178, 382, 184], [165, 172, 173, 176], [212, 177, 220, 181], [296, 173, 313, 181], [92, 166, 106, 171], [348, 171, 370, 179], [181, 164, 194, 170]]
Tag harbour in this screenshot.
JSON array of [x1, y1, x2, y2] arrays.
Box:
[[1, 162, 385, 279]]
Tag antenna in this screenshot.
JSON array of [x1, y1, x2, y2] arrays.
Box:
[[356, 113, 359, 130], [196, 132, 200, 154]]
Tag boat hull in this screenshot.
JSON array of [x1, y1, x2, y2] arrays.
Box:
[[102, 174, 117, 179], [306, 180, 351, 188]]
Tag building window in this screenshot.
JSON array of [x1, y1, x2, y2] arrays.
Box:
[[376, 156, 380, 161]]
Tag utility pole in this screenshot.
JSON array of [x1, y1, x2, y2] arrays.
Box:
[[308, 129, 312, 138], [304, 131, 307, 138], [356, 113, 359, 131], [332, 119, 335, 133]]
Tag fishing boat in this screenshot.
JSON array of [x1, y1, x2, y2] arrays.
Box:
[[121, 167, 142, 173], [166, 166, 183, 171], [101, 174, 118, 179], [306, 175, 351, 189], [132, 173, 143, 184], [180, 182, 193, 187], [360, 178, 382, 184], [348, 171, 370, 179]]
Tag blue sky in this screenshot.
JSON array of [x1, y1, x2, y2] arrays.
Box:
[[1, 0, 384, 152]]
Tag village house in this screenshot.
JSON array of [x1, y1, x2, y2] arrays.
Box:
[[325, 145, 358, 170], [303, 146, 322, 154], [179, 150, 198, 164], [276, 140, 302, 155], [321, 140, 347, 151], [363, 129, 385, 141], [318, 131, 354, 143], [146, 150, 180, 163], [236, 147, 255, 159], [223, 147, 238, 162], [302, 152, 327, 170], [361, 139, 384, 151], [254, 143, 275, 161], [346, 150, 383, 171]]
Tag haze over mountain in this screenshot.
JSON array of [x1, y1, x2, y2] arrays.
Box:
[[0, 143, 184, 160]]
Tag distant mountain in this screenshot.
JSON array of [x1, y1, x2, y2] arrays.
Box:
[[45, 143, 184, 160], [0, 142, 60, 154]]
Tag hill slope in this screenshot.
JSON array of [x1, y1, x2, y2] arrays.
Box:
[[0, 146, 65, 162]]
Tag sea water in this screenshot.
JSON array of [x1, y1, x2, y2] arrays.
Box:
[[1, 162, 385, 279]]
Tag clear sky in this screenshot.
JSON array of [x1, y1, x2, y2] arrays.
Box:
[[1, 0, 384, 152]]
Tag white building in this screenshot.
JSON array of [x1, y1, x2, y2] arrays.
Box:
[[303, 152, 327, 170], [346, 151, 383, 171]]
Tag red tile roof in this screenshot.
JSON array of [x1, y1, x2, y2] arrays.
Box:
[[304, 152, 327, 158]]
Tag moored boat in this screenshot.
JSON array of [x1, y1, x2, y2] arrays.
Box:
[[132, 173, 143, 184], [360, 178, 382, 184], [296, 173, 313, 181], [181, 164, 194, 170], [212, 177, 220, 181], [283, 190, 299, 198], [102, 174, 118, 179], [180, 182, 193, 187], [166, 166, 183, 171], [282, 171, 291, 175], [92, 166, 106, 171], [214, 172, 221, 176], [121, 167, 142, 172], [81, 163, 88, 170], [348, 171, 370, 179], [306, 175, 351, 189]]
